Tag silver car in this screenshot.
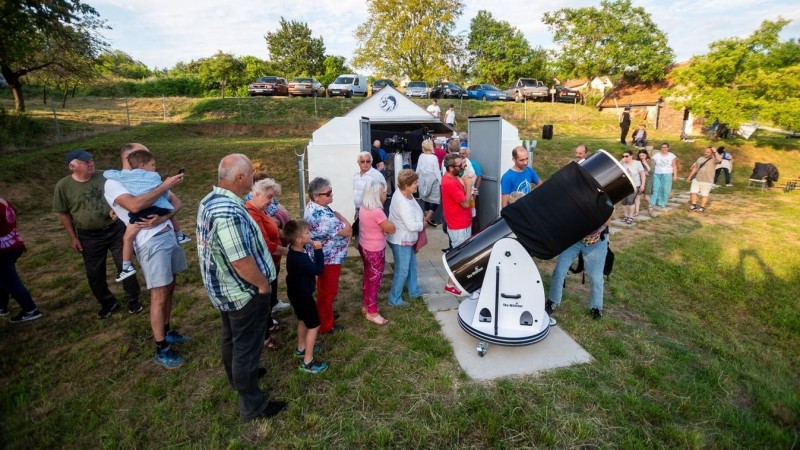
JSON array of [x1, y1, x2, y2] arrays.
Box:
[[405, 81, 429, 98]]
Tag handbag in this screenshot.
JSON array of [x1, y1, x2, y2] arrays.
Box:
[[414, 228, 428, 253]]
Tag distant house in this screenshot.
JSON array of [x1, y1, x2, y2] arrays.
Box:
[[563, 76, 614, 94], [596, 63, 701, 136]]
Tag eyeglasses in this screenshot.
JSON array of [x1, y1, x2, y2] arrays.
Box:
[[623, 155, 632, 158], [317, 190, 333, 197], [358, 160, 371, 164]]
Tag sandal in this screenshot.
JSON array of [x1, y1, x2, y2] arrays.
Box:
[[268, 318, 279, 332], [648, 207, 653, 214], [365, 313, 389, 326], [263, 337, 283, 350]]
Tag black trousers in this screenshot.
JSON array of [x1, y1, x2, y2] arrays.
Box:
[[220, 292, 270, 422], [620, 124, 631, 144], [77, 220, 140, 308]]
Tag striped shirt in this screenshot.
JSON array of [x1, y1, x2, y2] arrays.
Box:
[[196, 186, 276, 311]]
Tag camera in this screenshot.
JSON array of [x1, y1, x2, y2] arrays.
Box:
[[383, 135, 407, 153]]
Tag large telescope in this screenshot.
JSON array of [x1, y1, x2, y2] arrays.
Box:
[[442, 150, 633, 351]]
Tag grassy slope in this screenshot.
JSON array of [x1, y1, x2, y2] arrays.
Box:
[[0, 97, 798, 448]]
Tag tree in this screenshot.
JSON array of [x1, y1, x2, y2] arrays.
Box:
[[97, 50, 151, 79], [317, 55, 351, 87], [197, 51, 245, 98], [265, 18, 326, 77], [666, 19, 800, 131], [542, 0, 673, 82], [0, 0, 107, 111], [352, 0, 464, 81], [467, 11, 549, 87]]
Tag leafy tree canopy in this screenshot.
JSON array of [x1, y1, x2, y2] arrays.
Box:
[[352, 0, 464, 81], [542, 0, 674, 82], [197, 51, 246, 98], [666, 19, 800, 131], [467, 10, 548, 87], [265, 17, 326, 78], [97, 50, 151, 79], [0, 0, 108, 111], [318, 55, 351, 87]]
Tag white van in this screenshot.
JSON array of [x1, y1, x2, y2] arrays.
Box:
[[327, 74, 368, 98]]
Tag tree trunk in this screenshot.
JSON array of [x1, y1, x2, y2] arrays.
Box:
[[62, 81, 69, 108], [43, 86, 48, 105], [10, 80, 26, 112]]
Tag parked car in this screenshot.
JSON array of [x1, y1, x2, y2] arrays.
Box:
[[288, 78, 325, 97], [372, 79, 395, 94], [553, 85, 581, 103], [505, 78, 549, 102], [328, 74, 368, 97], [248, 76, 289, 96], [465, 84, 509, 101], [405, 81, 429, 98], [430, 82, 467, 99]]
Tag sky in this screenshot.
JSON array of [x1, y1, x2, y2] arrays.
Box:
[[90, 0, 800, 73]]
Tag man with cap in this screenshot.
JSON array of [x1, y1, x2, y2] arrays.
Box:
[[53, 149, 142, 318]]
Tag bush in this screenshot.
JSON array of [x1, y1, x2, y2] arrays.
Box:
[[81, 75, 205, 97], [0, 107, 47, 151]]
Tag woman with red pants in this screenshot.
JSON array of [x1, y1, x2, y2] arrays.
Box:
[[303, 178, 352, 334]]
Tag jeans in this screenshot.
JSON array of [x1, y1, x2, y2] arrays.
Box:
[[651, 173, 673, 207], [77, 220, 140, 308], [220, 292, 270, 422], [0, 248, 37, 312], [714, 168, 731, 185], [548, 238, 608, 311], [388, 242, 421, 305]]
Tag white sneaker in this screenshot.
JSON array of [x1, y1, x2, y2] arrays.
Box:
[[272, 301, 291, 312], [176, 232, 192, 245], [116, 266, 137, 282]]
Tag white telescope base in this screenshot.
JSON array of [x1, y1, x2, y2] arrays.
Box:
[[455, 238, 552, 351]]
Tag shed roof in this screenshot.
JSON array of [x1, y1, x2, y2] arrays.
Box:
[[597, 63, 688, 108]]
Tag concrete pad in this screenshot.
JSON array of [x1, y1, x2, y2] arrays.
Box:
[[434, 310, 594, 380], [633, 215, 651, 222], [608, 226, 622, 235]]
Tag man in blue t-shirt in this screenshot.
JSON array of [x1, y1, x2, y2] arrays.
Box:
[[500, 146, 542, 207]]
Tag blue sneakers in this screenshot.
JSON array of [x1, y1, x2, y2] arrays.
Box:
[[154, 346, 185, 369], [293, 343, 321, 359], [299, 358, 328, 374], [165, 330, 190, 345]]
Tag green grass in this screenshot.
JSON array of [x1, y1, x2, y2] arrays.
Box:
[[0, 98, 798, 448]]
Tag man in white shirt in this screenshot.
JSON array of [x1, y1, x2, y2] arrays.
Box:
[[427, 99, 441, 120], [444, 104, 456, 127], [104, 143, 190, 369], [352, 151, 385, 220]]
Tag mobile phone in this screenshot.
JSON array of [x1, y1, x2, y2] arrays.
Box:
[[177, 168, 184, 175]]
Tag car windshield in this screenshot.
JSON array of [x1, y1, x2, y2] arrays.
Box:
[[293, 78, 313, 83], [519, 79, 537, 86], [374, 80, 388, 87], [334, 77, 354, 84], [447, 83, 462, 89], [256, 77, 277, 83], [484, 85, 500, 91], [408, 82, 426, 88]]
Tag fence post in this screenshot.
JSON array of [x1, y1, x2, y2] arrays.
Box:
[[51, 105, 62, 143], [124, 97, 131, 127], [237, 96, 243, 121], [296, 148, 306, 212], [162, 96, 168, 122]]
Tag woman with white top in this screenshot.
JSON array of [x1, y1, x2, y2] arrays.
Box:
[[386, 169, 427, 307], [619, 150, 647, 224], [651, 142, 678, 208]]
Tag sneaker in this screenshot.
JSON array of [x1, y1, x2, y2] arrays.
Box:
[[255, 401, 288, 420], [175, 231, 192, 245], [10, 309, 42, 323], [426, 220, 440, 228], [591, 308, 603, 320], [165, 330, 190, 345], [293, 343, 322, 359], [97, 302, 119, 319], [0, 308, 9, 317], [128, 300, 144, 314], [444, 285, 464, 296], [154, 346, 185, 369], [115, 266, 137, 282], [725, 184, 733, 187], [689, 204, 698, 211], [272, 300, 291, 312], [545, 300, 555, 315], [697, 207, 705, 213], [299, 358, 328, 374]]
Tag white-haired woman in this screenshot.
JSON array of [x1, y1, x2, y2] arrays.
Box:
[[358, 179, 395, 325]]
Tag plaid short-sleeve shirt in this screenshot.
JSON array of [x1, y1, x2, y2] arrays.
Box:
[[197, 186, 276, 311]]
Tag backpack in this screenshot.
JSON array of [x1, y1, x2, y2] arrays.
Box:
[[568, 227, 614, 284]]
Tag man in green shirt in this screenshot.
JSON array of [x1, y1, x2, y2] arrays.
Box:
[[53, 149, 142, 318]]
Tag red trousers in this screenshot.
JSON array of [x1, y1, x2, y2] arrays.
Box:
[[316, 264, 341, 333]]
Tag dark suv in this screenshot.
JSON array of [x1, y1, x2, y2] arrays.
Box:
[[372, 79, 395, 94], [430, 82, 467, 99]]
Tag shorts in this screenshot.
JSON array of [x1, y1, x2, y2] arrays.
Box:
[[287, 291, 321, 329], [129, 206, 172, 224], [134, 228, 188, 289], [447, 226, 471, 247], [690, 179, 713, 197], [621, 188, 639, 206], [422, 201, 439, 212]]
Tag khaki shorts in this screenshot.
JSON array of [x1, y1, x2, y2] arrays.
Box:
[[690, 179, 713, 197]]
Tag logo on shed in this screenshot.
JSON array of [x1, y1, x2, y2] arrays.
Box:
[[379, 95, 397, 112]]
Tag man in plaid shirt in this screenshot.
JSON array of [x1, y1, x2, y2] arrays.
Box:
[[196, 154, 286, 422]]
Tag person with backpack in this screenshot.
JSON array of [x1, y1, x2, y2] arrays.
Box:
[[545, 221, 611, 320]]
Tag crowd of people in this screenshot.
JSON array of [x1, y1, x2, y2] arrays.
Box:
[[0, 132, 733, 423]]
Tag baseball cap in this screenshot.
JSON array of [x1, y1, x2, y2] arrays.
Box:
[[64, 149, 93, 164], [624, 105, 631, 111]]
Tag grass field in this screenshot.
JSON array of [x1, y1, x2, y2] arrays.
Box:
[[1, 97, 798, 448]]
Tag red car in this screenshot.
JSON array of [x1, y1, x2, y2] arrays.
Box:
[[248, 76, 289, 97]]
